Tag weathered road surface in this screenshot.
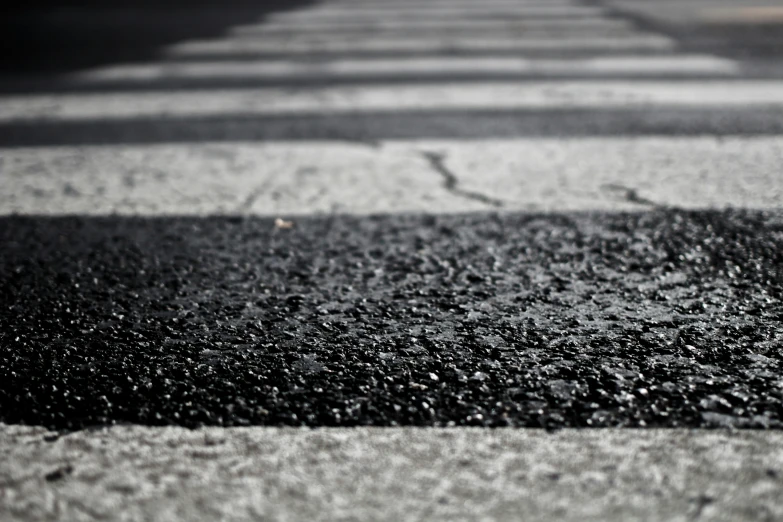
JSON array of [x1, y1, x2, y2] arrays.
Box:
[[2, 0, 783, 520]]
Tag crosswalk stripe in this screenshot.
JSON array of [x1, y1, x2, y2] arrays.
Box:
[[328, 0, 579, 4], [287, 1, 589, 11], [3, 426, 781, 521], [229, 24, 639, 39], [3, 137, 782, 216], [4, 81, 781, 122], [70, 56, 738, 84], [302, 0, 582, 7], [165, 35, 676, 56], [231, 17, 634, 34], [327, 0, 578, 4], [267, 5, 605, 19]]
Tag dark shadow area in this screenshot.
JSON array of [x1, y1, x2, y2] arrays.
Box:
[[591, 0, 783, 59], [2, 107, 783, 147], [1, 0, 312, 75], [675, 24, 783, 58]]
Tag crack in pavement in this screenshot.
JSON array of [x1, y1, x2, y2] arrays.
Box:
[[237, 184, 268, 213], [420, 150, 505, 208], [602, 183, 662, 208], [690, 494, 715, 521]]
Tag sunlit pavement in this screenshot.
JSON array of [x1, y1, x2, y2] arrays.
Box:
[[2, 1, 783, 520]]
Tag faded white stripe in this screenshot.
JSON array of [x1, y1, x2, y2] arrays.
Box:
[[326, 0, 577, 4], [3, 138, 782, 216], [232, 17, 634, 34], [2, 81, 780, 122], [311, 0, 581, 6], [270, 5, 605, 19], [72, 55, 738, 83], [228, 24, 639, 40], [165, 35, 675, 55], [326, 0, 578, 4], [291, 1, 586, 11]]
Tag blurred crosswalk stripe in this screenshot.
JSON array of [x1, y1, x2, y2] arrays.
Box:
[[69, 55, 738, 84], [268, 4, 605, 19], [231, 17, 635, 34], [7, 80, 783, 122], [165, 35, 676, 56]]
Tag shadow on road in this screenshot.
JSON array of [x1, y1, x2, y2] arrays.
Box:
[[1, 0, 312, 75]]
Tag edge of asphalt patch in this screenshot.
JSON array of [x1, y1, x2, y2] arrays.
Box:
[[2, 425, 782, 522]]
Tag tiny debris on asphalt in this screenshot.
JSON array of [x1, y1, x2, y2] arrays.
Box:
[[1, 209, 782, 430]]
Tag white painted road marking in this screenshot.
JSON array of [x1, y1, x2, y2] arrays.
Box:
[[326, 0, 580, 4], [165, 35, 676, 55], [71, 55, 738, 83], [2, 425, 782, 522], [4, 81, 781, 121], [327, 0, 579, 4], [267, 5, 605, 20], [232, 17, 634, 34], [3, 138, 782, 216], [228, 24, 640, 39], [298, 0, 582, 7]]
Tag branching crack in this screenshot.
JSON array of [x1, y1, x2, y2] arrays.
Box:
[[602, 183, 661, 208], [237, 185, 267, 213], [690, 494, 715, 521], [420, 151, 504, 208]]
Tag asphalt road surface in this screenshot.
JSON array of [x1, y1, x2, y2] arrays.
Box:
[[2, 0, 783, 520]]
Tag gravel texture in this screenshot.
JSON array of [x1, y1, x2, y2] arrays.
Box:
[[2, 210, 782, 430]]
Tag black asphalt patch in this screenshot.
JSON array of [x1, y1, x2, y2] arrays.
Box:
[[3, 108, 783, 148], [2, 211, 782, 431]]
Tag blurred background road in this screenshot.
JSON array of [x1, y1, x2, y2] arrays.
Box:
[[2, 0, 783, 520]]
